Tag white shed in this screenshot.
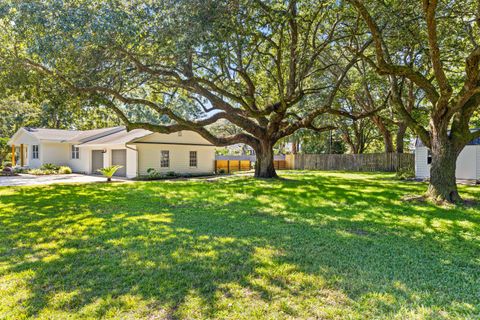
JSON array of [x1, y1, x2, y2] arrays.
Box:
[[415, 135, 480, 180]]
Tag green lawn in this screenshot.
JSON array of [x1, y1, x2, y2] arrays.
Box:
[[0, 171, 479, 319]]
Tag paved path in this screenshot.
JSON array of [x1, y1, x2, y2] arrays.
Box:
[[0, 174, 129, 187]]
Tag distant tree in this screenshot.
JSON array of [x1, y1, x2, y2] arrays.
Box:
[[0, 137, 9, 163]]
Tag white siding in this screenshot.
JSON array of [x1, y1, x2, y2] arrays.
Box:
[[416, 145, 479, 180], [28, 145, 42, 169], [103, 149, 112, 170], [477, 146, 480, 180], [133, 130, 215, 176], [456, 146, 477, 180], [126, 147, 138, 178], [9, 130, 42, 168], [69, 146, 92, 173], [41, 142, 70, 166], [136, 144, 215, 175], [415, 146, 430, 179]]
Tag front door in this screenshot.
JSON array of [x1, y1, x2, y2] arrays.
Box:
[[92, 150, 104, 174]]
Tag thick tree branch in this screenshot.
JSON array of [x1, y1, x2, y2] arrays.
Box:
[[347, 0, 440, 103], [422, 0, 452, 97]]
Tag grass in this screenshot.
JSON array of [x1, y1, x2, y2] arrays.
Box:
[[0, 171, 479, 319]]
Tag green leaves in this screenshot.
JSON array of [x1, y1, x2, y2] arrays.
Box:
[[98, 165, 123, 179]]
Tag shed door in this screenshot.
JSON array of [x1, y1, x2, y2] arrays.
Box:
[[112, 149, 127, 177], [92, 150, 104, 174], [456, 146, 476, 179]]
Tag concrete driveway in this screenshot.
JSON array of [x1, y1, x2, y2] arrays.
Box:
[[0, 174, 128, 187]]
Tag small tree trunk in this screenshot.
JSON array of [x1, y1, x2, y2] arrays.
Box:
[[426, 136, 461, 203], [255, 141, 277, 178], [383, 133, 394, 153], [396, 123, 407, 153], [373, 116, 393, 153], [107, 177, 112, 182]]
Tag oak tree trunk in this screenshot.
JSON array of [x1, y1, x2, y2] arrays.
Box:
[[396, 123, 407, 153], [426, 135, 461, 203], [254, 141, 278, 178]]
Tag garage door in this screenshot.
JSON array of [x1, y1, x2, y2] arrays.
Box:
[[92, 150, 104, 174], [112, 149, 127, 177]]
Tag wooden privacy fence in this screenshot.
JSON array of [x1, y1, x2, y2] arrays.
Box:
[[215, 155, 288, 173], [274, 160, 287, 170], [291, 153, 414, 172], [215, 160, 252, 173], [214, 153, 412, 173], [215, 159, 287, 173]]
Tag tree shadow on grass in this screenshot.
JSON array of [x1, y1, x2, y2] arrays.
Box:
[[0, 173, 479, 318]]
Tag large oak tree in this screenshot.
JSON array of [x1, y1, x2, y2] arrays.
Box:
[[348, 0, 480, 202], [0, 0, 376, 178]]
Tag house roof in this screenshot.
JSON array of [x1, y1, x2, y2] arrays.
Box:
[[9, 126, 211, 147], [77, 129, 152, 147], [23, 127, 81, 141], [12, 126, 126, 144], [415, 129, 480, 147], [66, 127, 125, 143]]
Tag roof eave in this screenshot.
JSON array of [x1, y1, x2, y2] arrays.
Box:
[[7, 128, 36, 146]]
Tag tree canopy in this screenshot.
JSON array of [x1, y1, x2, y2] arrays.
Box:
[[0, 0, 479, 202], [0, 0, 380, 177]]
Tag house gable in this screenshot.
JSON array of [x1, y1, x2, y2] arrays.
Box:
[[131, 131, 214, 146], [8, 128, 40, 146]]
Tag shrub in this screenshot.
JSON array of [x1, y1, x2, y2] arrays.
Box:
[[41, 163, 60, 171], [3, 161, 12, 168], [396, 167, 415, 180], [218, 168, 226, 174], [1, 166, 14, 176], [13, 166, 26, 174], [27, 168, 57, 175], [28, 168, 46, 175], [58, 166, 72, 174], [166, 171, 176, 177], [97, 165, 123, 182], [147, 169, 163, 179], [146, 168, 156, 174]]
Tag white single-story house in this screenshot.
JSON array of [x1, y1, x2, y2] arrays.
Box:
[[415, 135, 480, 180], [7, 126, 216, 178]]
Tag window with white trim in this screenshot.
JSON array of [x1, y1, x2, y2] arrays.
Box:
[[189, 151, 197, 167], [32, 145, 39, 159], [71, 145, 80, 159], [161, 150, 170, 167]]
